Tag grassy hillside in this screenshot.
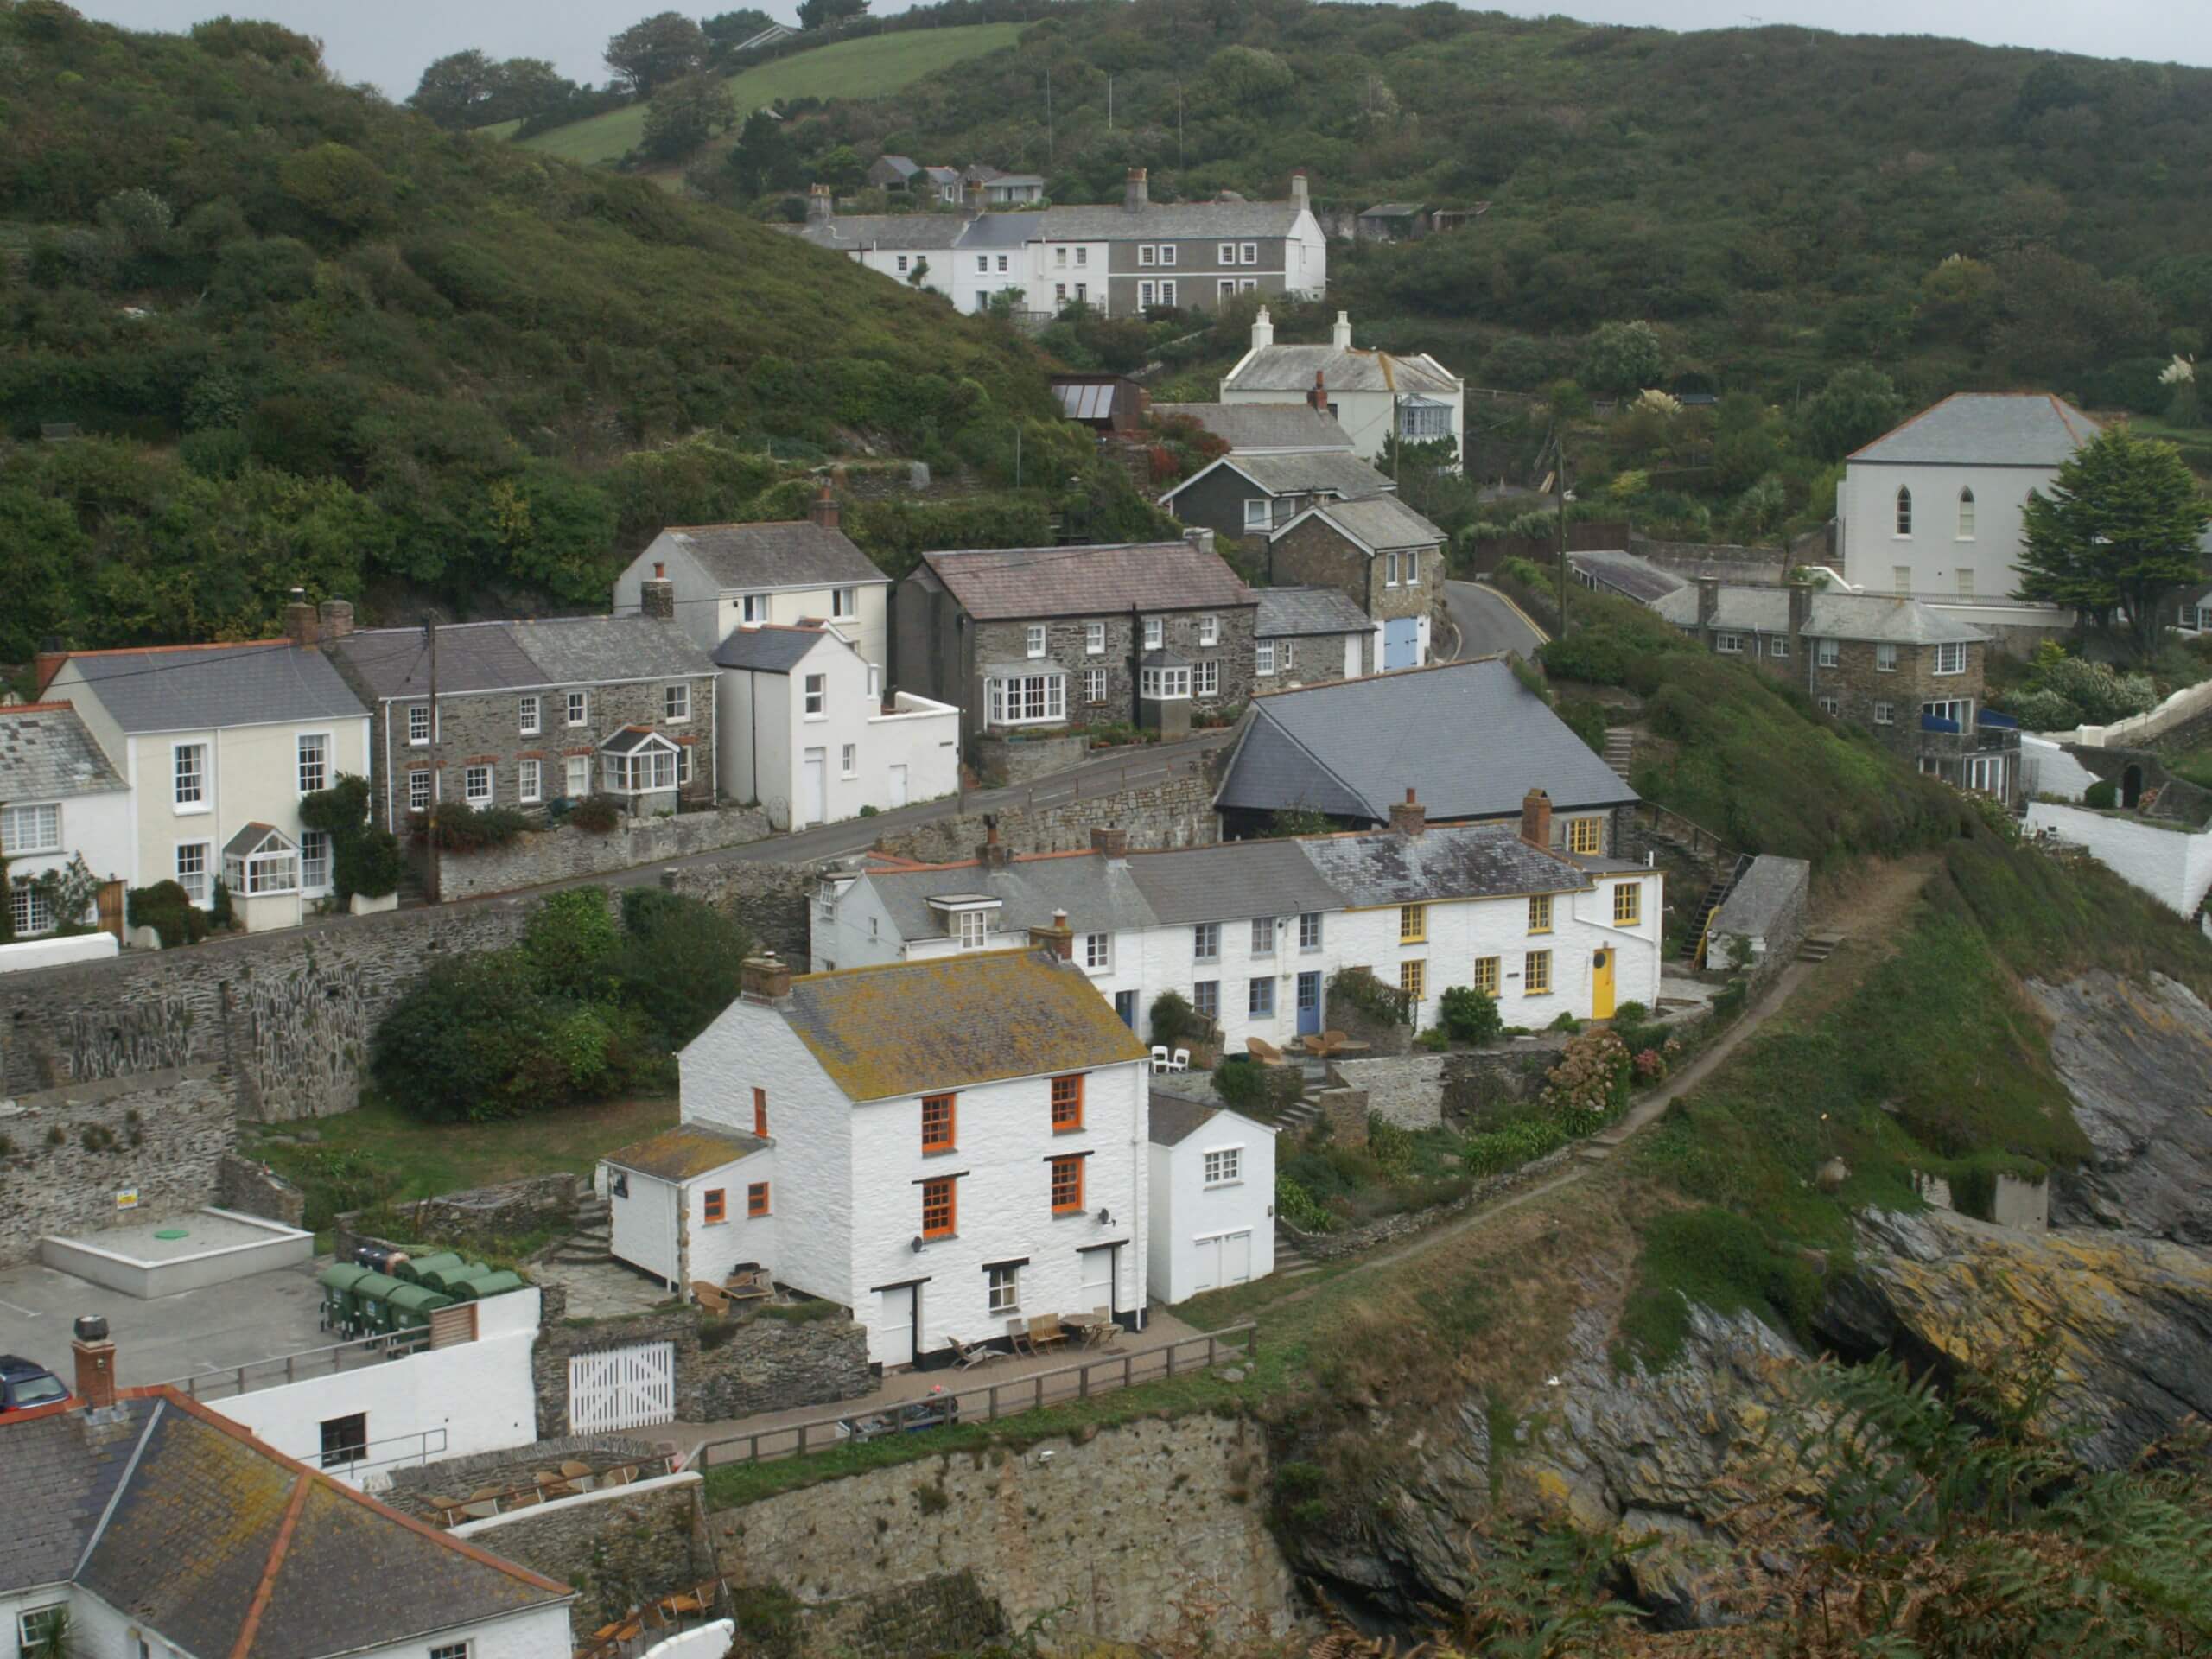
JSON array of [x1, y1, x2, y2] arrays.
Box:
[[517, 23, 1027, 168], [0, 10, 1089, 658]]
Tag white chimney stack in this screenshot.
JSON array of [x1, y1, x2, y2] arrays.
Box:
[[1332, 310, 1352, 350], [1251, 306, 1274, 352]]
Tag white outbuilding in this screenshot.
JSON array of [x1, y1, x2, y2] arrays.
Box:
[[1146, 1096, 1277, 1304]]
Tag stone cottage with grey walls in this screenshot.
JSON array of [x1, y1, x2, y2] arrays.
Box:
[[327, 614, 716, 833], [1268, 493, 1448, 671], [895, 540, 1257, 753]]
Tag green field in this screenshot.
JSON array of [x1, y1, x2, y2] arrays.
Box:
[[514, 23, 1027, 168]]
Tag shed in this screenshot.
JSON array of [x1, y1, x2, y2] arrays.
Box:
[[1706, 855, 1810, 982], [1144, 1096, 1278, 1303], [1051, 374, 1146, 433]]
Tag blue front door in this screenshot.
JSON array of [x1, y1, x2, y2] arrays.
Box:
[[1115, 989, 1137, 1028], [1296, 972, 1322, 1035], [1383, 616, 1420, 670]]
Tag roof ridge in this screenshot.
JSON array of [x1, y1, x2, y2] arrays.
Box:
[[61, 639, 290, 659], [0, 701, 86, 715], [230, 1470, 311, 1659], [1249, 653, 1503, 702], [73, 1396, 162, 1580], [794, 945, 1039, 982]]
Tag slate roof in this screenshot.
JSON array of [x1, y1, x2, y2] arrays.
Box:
[[1255, 587, 1374, 639], [1126, 837, 1345, 925], [1711, 855, 1810, 939], [1848, 392, 2099, 467], [606, 1123, 765, 1181], [1163, 451, 1393, 507], [660, 521, 887, 591], [1289, 494, 1447, 550], [713, 625, 827, 673], [1225, 345, 1459, 398], [1359, 202, 1426, 219], [779, 950, 1149, 1101], [791, 213, 972, 251], [1569, 550, 1685, 605], [59, 643, 367, 735], [1150, 403, 1354, 454], [330, 618, 709, 701], [3, 1392, 568, 1656], [1147, 1095, 1221, 1147], [0, 702, 126, 800], [1216, 658, 1639, 823], [1039, 200, 1304, 239], [1296, 821, 1591, 908], [919, 543, 1254, 620], [1652, 585, 1989, 645], [863, 852, 1158, 940], [874, 155, 921, 180]]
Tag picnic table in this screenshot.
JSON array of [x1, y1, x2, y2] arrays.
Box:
[[840, 1395, 959, 1442]]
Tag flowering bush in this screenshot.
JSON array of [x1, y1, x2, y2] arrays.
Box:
[[1535, 1029, 1633, 1136]]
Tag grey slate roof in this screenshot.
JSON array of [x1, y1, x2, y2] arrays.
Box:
[[865, 852, 1160, 940], [1225, 345, 1459, 398], [1255, 586, 1375, 639], [507, 615, 711, 683], [1652, 585, 1988, 645], [1039, 200, 1303, 239], [62, 643, 366, 734], [1569, 550, 1684, 605], [330, 617, 710, 702], [1291, 494, 1447, 550], [791, 213, 972, 251], [1712, 855, 1810, 939], [1148, 1095, 1221, 1147], [0, 1396, 150, 1592], [1151, 403, 1353, 454], [0, 702, 126, 800], [920, 543, 1254, 620], [1216, 658, 1639, 823], [1297, 821, 1591, 908], [1164, 451, 1393, 507], [1126, 837, 1346, 925], [714, 626, 827, 673], [662, 521, 887, 591], [1849, 392, 2099, 467]]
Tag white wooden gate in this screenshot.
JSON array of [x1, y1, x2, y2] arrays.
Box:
[[568, 1341, 677, 1434]]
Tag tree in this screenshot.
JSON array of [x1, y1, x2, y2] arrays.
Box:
[[796, 0, 868, 29], [605, 11, 708, 97], [409, 49, 498, 128], [639, 72, 737, 162], [722, 108, 798, 197], [1580, 320, 1668, 396], [702, 8, 780, 46], [1796, 365, 1904, 461], [1202, 44, 1295, 111], [906, 257, 930, 287], [2018, 428, 2211, 654]]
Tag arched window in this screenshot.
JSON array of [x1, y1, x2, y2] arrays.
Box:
[[1957, 486, 1975, 539], [1895, 486, 1913, 536]]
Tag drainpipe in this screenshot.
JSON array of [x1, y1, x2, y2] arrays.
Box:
[[381, 700, 394, 832]]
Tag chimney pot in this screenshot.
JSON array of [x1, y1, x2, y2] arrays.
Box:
[[1290, 169, 1309, 207], [1307, 370, 1328, 414], [978, 814, 1013, 870], [740, 952, 793, 1004], [316, 598, 354, 639], [1520, 788, 1554, 850], [1027, 906, 1075, 960], [1332, 310, 1353, 350], [806, 183, 834, 222], [809, 481, 841, 531], [283, 590, 320, 650], [1389, 789, 1426, 838], [1250, 305, 1274, 353], [72, 1319, 117, 1411]]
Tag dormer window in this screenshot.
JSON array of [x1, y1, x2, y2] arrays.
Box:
[[927, 893, 1002, 949]]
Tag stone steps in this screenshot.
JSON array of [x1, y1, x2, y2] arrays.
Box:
[[550, 1196, 614, 1263], [1603, 728, 1635, 782], [1797, 931, 1847, 963], [1273, 1224, 1319, 1278]]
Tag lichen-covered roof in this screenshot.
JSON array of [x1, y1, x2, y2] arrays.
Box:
[[0, 702, 126, 800], [605, 1123, 766, 1182], [0, 1396, 150, 1592], [1225, 343, 1459, 398], [1150, 402, 1354, 454], [779, 949, 1148, 1102], [1296, 821, 1592, 908], [1652, 585, 1989, 645]]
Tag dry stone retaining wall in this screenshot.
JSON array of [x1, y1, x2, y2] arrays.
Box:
[[434, 806, 772, 902], [456, 1477, 709, 1640], [975, 732, 1090, 786], [870, 771, 1215, 864]]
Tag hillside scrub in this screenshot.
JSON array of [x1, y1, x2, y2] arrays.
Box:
[[0, 7, 1076, 652]]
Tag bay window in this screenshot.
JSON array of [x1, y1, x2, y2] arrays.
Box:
[[986, 673, 1065, 727]]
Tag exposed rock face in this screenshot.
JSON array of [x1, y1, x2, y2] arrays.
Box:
[[2031, 972, 2212, 1243]]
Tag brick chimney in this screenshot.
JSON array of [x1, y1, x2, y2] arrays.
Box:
[[1520, 788, 1553, 849], [809, 481, 840, 531], [1787, 579, 1812, 643], [978, 815, 1014, 871], [641, 561, 677, 621], [317, 598, 354, 639], [283, 588, 319, 649], [1696, 576, 1719, 633], [72, 1313, 116, 1411], [965, 177, 986, 213], [1389, 788, 1426, 838], [1123, 168, 1148, 215], [34, 639, 68, 696], [740, 952, 793, 1004], [1290, 169, 1309, 209], [1090, 826, 1128, 861], [806, 183, 833, 222], [1307, 370, 1328, 414], [1028, 908, 1074, 960]]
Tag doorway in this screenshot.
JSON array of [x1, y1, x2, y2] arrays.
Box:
[[1591, 948, 1615, 1020], [887, 763, 909, 808], [1383, 615, 1420, 670], [802, 747, 828, 826], [1295, 971, 1322, 1035]]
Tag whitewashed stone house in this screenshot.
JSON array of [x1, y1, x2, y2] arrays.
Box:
[[1146, 1097, 1277, 1303], [0, 702, 131, 937]]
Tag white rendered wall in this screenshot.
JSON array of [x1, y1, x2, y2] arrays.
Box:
[[616, 537, 890, 671], [1147, 1114, 1276, 1304], [2024, 802, 2212, 919], [0, 931, 118, 974], [609, 1168, 681, 1287], [683, 1153, 779, 1291], [1838, 459, 2063, 616], [211, 1289, 543, 1487], [2019, 734, 2101, 799], [2, 788, 133, 918], [862, 697, 961, 815]]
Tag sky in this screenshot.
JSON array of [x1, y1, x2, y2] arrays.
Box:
[[75, 0, 2212, 100]]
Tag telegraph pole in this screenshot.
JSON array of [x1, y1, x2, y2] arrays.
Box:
[[1108, 74, 1115, 130], [1046, 67, 1053, 163], [424, 620, 442, 904], [1554, 429, 1571, 632]]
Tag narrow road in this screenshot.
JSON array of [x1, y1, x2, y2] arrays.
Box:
[[1445, 578, 1548, 660]]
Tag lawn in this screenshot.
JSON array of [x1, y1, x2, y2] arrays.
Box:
[[515, 24, 1027, 168], [243, 1095, 676, 1230]]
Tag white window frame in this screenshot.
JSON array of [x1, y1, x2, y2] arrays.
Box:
[[1085, 620, 1106, 655], [463, 765, 493, 805], [1713, 632, 1744, 654], [1967, 753, 2007, 796], [1196, 660, 1218, 696], [841, 743, 857, 778], [1140, 664, 1192, 701], [1218, 279, 1237, 302], [1143, 616, 1164, 650], [996, 255, 1008, 272], [9, 882, 56, 939], [664, 683, 691, 722], [1239, 277, 1258, 292], [1874, 701, 1895, 726], [900, 255, 912, 274], [1299, 912, 1323, 950], [18, 1608, 68, 1656], [1279, 641, 1295, 671], [1203, 1147, 1242, 1186], [957, 909, 989, 950], [986, 673, 1065, 728], [407, 704, 431, 747], [408, 770, 431, 812], [1199, 614, 1219, 646], [1240, 241, 1258, 264], [1138, 245, 1154, 267], [565, 755, 591, 798], [1934, 642, 1967, 677], [804, 673, 827, 716], [1243, 498, 1273, 531], [1816, 639, 1840, 668], [172, 741, 209, 813], [429, 1644, 472, 1659], [604, 746, 677, 796], [1157, 244, 1175, 266], [1250, 916, 1275, 957], [566, 690, 589, 727], [300, 829, 331, 893], [1955, 569, 1976, 600], [1084, 931, 1111, 971], [1895, 487, 1913, 537], [677, 744, 693, 785], [1957, 487, 1976, 540], [1081, 667, 1107, 704], [1075, 246, 1088, 267], [1767, 634, 1789, 659], [1923, 698, 1970, 727], [1385, 551, 1400, 588], [1819, 696, 1840, 716], [740, 593, 769, 625], [518, 694, 540, 736], [1255, 640, 1276, 677], [0, 801, 61, 855], [1055, 245, 1068, 267], [832, 587, 857, 619], [175, 841, 211, 905], [296, 732, 330, 796], [987, 1263, 1020, 1316], [1217, 241, 1236, 264], [519, 758, 542, 804], [1158, 279, 1175, 306], [1404, 548, 1421, 585], [1025, 625, 1047, 659], [1875, 643, 1897, 672], [224, 843, 299, 898], [1138, 279, 1155, 308]]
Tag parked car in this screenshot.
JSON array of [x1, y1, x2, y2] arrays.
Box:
[[0, 1354, 70, 1417]]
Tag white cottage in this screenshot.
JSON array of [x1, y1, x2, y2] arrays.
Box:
[[0, 702, 131, 938], [1222, 309, 1465, 467], [607, 946, 1151, 1369], [1146, 1097, 1277, 1304]]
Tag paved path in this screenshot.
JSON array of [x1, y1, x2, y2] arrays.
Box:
[[1444, 578, 1548, 661]]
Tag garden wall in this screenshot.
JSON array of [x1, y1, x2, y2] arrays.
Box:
[[1329, 1056, 1445, 1130], [0, 1065, 234, 1268], [869, 772, 1216, 864], [975, 731, 1090, 785], [1280, 1141, 1581, 1262], [379, 1173, 582, 1255], [2024, 802, 2212, 920], [433, 805, 772, 902]]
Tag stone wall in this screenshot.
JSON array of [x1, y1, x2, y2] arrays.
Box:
[[793, 1571, 1007, 1659], [704, 1414, 1298, 1649], [435, 806, 772, 902], [1627, 535, 1787, 582], [385, 1173, 582, 1254], [455, 1476, 709, 1640], [385, 1434, 669, 1520], [969, 607, 1258, 742], [1444, 1038, 1570, 1126], [1282, 1140, 1581, 1262], [215, 1154, 306, 1228], [662, 861, 820, 967], [974, 731, 1090, 786], [1322, 976, 1414, 1057], [1331, 1055, 1446, 1130], [870, 772, 1216, 865], [0, 1065, 233, 1268]]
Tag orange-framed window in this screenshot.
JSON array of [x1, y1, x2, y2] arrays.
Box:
[[702, 1188, 727, 1224], [753, 1086, 768, 1137], [747, 1182, 770, 1218], [1051, 1073, 1084, 1131], [921, 1093, 957, 1153], [1050, 1155, 1085, 1215], [921, 1176, 957, 1238]]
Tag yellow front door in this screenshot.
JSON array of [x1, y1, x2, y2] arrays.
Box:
[[1592, 948, 1616, 1020]]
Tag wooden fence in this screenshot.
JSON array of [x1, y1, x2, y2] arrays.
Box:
[[684, 1323, 1256, 1471]]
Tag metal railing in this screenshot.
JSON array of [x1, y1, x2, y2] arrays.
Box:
[[156, 1325, 430, 1402], [324, 1426, 448, 1479], [684, 1322, 1257, 1471]]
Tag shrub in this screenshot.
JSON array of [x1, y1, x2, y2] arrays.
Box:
[[126, 880, 208, 948], [1536, 1028, 1632, 1135], [1275, 1172, 1333, 1232], [1438, 985, 1504, 1046], [209, 879, 236, 931], [569, 795, 622, 834], [1330, 967, 1412, 1027], [1212, 1054, 1301, 1116], [612, 887, 755, 1047], [429, 803, 531, 851], [370, 950, 577, 1122], [524, 888, 621, 1000], [2083, 779, 2118, 809], [302, 774, 402, 901]]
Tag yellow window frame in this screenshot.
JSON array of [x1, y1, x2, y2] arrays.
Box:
[[1399, 903, 1427, 944], [1400, 959, 1427, 1002], [1524, 950, 1552, 995], [1612, 883, 1640, 926], [1528, 893, 1553, 934], [1567, 818, 1601, 855], [1473, 956, 1500, 996]]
